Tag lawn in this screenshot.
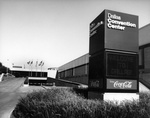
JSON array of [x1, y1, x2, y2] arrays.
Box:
[[13, 87, 150, 118]]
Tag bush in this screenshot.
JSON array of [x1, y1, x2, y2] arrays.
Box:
[[13, 88, 150, 118]]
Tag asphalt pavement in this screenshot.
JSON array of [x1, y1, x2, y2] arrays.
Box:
[[0, 77, 47, 118]]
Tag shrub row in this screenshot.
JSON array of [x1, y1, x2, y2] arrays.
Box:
[[13, 88, 150, 118]]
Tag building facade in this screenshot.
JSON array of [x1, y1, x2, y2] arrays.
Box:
[[139, 24, 150, 88], [57, 23, 150, 87], [57, 54, 89, 84]]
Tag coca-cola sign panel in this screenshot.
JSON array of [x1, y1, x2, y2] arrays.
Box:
[[107, 79, 137, 90]]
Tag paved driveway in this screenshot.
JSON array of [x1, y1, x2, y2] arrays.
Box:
[[0, 77, 52, 118], [0, 77, 27, 118], [0, 77, 26, 118]]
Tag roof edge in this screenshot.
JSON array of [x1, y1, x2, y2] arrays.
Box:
[[139, 23, 150, 30]]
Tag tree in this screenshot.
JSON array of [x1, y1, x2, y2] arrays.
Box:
[[0, 62, 2, 67], [0, 62, 10, 74]]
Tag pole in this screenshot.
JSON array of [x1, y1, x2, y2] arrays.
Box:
[[36, 67, 37, 77], [41, 65, 42, 77], [36, 66, 37, 77], [29, 64, 30, 77], [7, 59, 9, 77], [30, 61, 33, 77], [27, 61, 30, 77], [36, 60, 38, 77], [31, 64, 32, 77]]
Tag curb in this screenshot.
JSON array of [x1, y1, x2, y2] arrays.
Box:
[[10, 112, 15, 118]]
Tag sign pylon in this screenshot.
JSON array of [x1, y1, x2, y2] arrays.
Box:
[[88, 9, 139, 101]]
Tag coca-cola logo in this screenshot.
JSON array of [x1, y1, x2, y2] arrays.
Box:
[[107, 79, 137, 90], [113, 81, 132, 89], [90, 80, 100, 88]]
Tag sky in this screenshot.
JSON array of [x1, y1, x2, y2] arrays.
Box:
[[0, 0, 150, 70]]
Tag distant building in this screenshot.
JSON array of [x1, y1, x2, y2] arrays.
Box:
[[11, 67, 47, 77], [48, 67, 58, 78], [139, 23, 150, 69]]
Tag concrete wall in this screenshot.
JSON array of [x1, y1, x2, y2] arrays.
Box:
[[139, 24, 150, 46]]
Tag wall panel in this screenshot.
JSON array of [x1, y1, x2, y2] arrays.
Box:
[[65, 69, 73, 77], [74, 65, 86, 76], [144, 47, 150, 69]]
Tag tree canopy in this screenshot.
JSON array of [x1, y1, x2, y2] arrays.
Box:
[[0, 62, 10, 74]]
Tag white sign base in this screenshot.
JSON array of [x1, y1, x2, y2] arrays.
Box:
[[104, 93, 139, 103]]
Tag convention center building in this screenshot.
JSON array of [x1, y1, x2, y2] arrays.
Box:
[[57, 23, 150, 88]]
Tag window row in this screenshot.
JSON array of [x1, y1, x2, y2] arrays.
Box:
[[58, 64, 88, 78]]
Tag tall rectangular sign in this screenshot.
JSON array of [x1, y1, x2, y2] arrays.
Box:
[[88, 9, 139, 96], [105, 10, 138, 52]]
